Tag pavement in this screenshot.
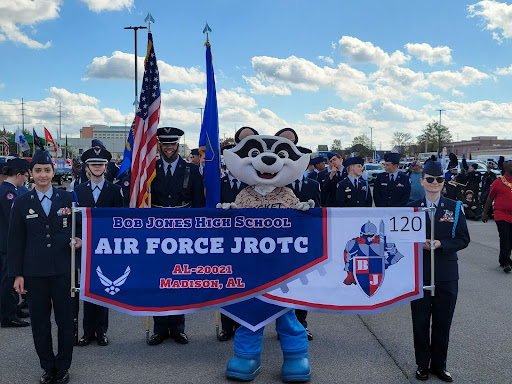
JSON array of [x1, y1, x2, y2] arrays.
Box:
[[1, 210, 511, 383]]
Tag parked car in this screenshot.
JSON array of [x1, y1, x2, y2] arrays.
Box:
[[363, 163, 385, 183], [444, 160, 500, 176]]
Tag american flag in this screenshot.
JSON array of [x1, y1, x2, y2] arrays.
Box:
[[2, 134, 9, 155], [129, 32, 161, 208]]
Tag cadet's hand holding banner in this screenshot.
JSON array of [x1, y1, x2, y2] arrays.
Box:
[[80, 207, 425, 330]]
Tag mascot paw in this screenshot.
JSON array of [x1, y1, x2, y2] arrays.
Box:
[[216, 202, 237, 210], [295, 202, 312, 211], [307, 199, 315, 208]]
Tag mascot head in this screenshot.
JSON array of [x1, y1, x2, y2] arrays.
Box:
[[224, 127, 310, 188]]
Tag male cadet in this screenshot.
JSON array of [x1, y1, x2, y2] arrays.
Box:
[[74, 147, 123, 347], [217, 144, 246, 341], [407, 160, 470, 382], [335, 157, 372, 207], [287, 147, 320, 340], [373, 152, 411, 207], [322, 152, 348, 207], [148, 127, 205, 346], [0, 158, 31, 328], [9, 150, 82, 384], [189, 148, 201, 165]]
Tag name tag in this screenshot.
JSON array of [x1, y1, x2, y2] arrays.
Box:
[[381, 183, 388, 186], [26, 214, 38, 219]]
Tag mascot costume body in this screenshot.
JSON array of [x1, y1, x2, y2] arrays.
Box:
[[220, 127, 313, 382]]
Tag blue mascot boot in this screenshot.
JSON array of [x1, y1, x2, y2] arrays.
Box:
[[226, 354, 261, 381], [281, 350, 311, 382]]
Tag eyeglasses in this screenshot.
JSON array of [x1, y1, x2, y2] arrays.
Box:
[[424, 176, 445, 184]]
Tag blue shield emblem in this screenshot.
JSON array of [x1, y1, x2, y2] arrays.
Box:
[[353, 256, 385, 297]]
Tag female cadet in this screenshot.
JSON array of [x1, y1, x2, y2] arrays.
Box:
[[407, 160, 470, 382], [8, 150, 82, 384]]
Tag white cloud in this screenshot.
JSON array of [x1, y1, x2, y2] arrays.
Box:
[[49, 87, 100, 105], [427, 66, 490, 90], [468, 0, 512, 42], [305, 107, 365, 127], [357, 98, 426, 122], [0, 83, 4, 89], [338, 36, 409, 66], [80, 0, 133, 12], [495, 64, 512, 75], [0, 0, 61, 49], [371, 65, 427, 91], [452, 89, 464, 97], [439, 99, 512, 120], [242, 76, 291, 95], [404, 43, 452, 65], [162, 88, 257, 109], [318, 56, 334, 64], [85, 51, 205, 84]]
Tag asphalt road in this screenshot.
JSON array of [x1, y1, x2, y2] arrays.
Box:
[[1, 209, 510, 383]]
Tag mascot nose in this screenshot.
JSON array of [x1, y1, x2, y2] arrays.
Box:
[[261, 156, 276, 165]]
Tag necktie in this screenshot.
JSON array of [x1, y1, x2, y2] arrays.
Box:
[[167, 164, 172, 177], [354, 178, 358, 188], [40, 195, 51, 216], [232, 179, 238, 191], [390, 174, 395, 182], [293, 179, 301, 196]]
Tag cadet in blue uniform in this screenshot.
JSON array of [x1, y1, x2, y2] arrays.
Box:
[[322, 152, 348, 207], [148, 127, 205, 346], [0, 158, 31, 328], [335, 157, 372, 207], [8, 150, 82, 384], [74, 147, 123, 347], [407, 161, 470, 382], [373, 152, 411, 207]]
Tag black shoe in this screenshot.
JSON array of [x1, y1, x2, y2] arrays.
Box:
[[17, 310, 30, 318], [305, 328, 313, 341], [429, 367, 453, 382], [415, 367, 429, 381], [77, 334, 95, 346], [1, 319, 30, 327], [54, 370, 69, 384], [504, 265, 511, 273], [148, 333, 164, 345], [217, 330, 232, 341], [171, 332, 188, 344], [40, 370, 55, 384], [97, 333, 109, 346]]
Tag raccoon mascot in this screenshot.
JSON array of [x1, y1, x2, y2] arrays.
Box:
[[219, 127, 313, 382]]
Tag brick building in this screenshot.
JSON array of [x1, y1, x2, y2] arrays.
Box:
[[448, 136, 512, 157]]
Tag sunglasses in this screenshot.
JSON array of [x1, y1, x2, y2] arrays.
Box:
[[424, 176, 445, 183]]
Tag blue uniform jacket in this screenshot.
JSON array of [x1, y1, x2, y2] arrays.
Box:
[[373, 172, 411, 207], [287, 177, 321, 208], [74, 180, 123, 208], [8, 187, 78, 277], [407, 196, 470, 282], [151, 157, 205, 208], [220, 175, 247, 204], [320, 169, 347, 207], [335, 177, 372, 207], [0, 181, 19, 254]]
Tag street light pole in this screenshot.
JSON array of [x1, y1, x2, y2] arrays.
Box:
[[437, 109, 445, 153], [369, 126, 373, 162], [124, 25, 147, 111]]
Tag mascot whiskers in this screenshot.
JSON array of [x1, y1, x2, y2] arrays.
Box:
[[219, 127, 314, 382]]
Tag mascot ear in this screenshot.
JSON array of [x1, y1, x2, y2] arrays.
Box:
[[275, 128, 298, 144], [235, 127, 259, 143]]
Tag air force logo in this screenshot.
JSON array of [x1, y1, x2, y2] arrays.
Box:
[[343, 220, 404, 297], [96, 266, 131, 295]]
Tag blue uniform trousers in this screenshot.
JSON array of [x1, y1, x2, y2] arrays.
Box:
[[234, 310, 308, 355], [25, 275, 74, 372], [0, 251, 18, 323], [411, 280, 458, 370]]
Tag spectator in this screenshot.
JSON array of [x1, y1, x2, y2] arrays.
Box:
[[463, 190, 482, 221], [409, 161, 425, 202]]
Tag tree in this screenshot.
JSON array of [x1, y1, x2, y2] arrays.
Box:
[[416, 120, 452, 153], [347, 134, 374, 158], [330, 139, 343, 155], [391, 132, 413, 155], [220, 137, 235, 149]]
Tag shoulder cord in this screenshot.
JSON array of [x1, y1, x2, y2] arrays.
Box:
[[452, 200, 462, 238]]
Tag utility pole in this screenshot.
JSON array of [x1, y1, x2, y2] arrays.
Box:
[[124, 25, 147, 111], [21, 98, 25, 133], [369, 126, 373, 162]]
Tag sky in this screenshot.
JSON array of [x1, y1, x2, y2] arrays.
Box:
[[1, 0, 512, 152]]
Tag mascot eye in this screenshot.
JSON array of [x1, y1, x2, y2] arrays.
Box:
[[249, 149, 260, 157], [277, 150, 289, 159]]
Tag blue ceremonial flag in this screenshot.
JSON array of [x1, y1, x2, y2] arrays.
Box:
[[117, 117, 135, 179], [375, 152, 381, 162], [198, 41, 221, 208], [15, 127, 30, 153], [32, 128, 45, 151]]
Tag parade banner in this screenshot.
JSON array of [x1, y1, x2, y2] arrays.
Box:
[[80, 207, 425, 330]]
